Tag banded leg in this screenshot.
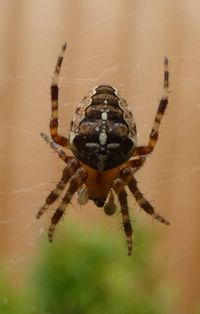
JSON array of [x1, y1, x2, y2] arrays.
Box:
[[104, 190, 117, 216], [50, 43, 69, 147], [134, 57, 169, 156], [120, 168, 169, 225], [125, 156, 146, 175], [48, 167, 88, 241], [41, 132, 71, 163], [36, 158, 80, 219], [112, 178, 133, 256]]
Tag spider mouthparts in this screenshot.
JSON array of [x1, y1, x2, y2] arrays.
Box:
[[93, 198, 105, 208]]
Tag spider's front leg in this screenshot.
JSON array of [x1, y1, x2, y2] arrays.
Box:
[[50, 43, 69, 147], [134, 57, 169, 157], [112, 178, 133, 256], [40, 132, 71, 163], [120, 168, 169, 225]]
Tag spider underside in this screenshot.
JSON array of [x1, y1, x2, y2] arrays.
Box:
[[37, 43, 170, 256]]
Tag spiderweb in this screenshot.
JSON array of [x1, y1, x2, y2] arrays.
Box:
[[0, 2, 200, 313]]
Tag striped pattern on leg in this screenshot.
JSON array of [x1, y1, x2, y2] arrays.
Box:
[[112, 178, 133, 256], [120, 168, 169, 225], [40, 132, 71, 163], [134, 57, 169, 156], [48, 167, 88, 241], [36, 158, 80, 219], [126, 156, 146, 175], [50, 42, 69, 147]]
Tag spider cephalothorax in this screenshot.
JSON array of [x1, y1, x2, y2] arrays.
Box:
[[37, 43, 170, 255]]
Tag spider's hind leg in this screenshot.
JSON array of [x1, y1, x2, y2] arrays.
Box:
[[120, 168, 169, 225], [112, 178, 133, 256]]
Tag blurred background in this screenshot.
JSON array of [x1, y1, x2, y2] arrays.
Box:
[[0, 0, 200, 313]]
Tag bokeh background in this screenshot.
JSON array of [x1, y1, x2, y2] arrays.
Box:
[[0, 1, 200, 313]]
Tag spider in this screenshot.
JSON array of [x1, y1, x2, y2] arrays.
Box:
[[37, 43, 170, 255]]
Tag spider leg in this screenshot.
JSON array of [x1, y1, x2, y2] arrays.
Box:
[[41, 132, 72, 163], [36, 158, 80, 219], [112, 178, 133, 256], [134, 57, 169, 156], [48, 167, 88, 241], [50, 42, 69, 147], [120, 168, 169, 225], [126, 156, 146, 175], [104, 190, 117, 216]]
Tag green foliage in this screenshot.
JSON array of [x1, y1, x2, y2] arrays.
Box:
[[31, 223, 172, 314], [0, 269, 22, 314], [0, 223, 174, 314]]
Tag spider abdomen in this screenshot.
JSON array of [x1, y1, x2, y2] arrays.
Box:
[[70, 85, 137, 171]]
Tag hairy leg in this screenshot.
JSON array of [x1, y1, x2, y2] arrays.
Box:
[[48, 167, 88, 241], [120, 168, 169, 225], [112, 178, 133, 256], [41, 132, 71, 163], [37, 158, 80, 218]]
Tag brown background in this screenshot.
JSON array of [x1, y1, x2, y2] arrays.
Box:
[[0, 1, 200, 313]]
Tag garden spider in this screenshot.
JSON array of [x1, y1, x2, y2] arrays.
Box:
[[37, 43, 170, 255]]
